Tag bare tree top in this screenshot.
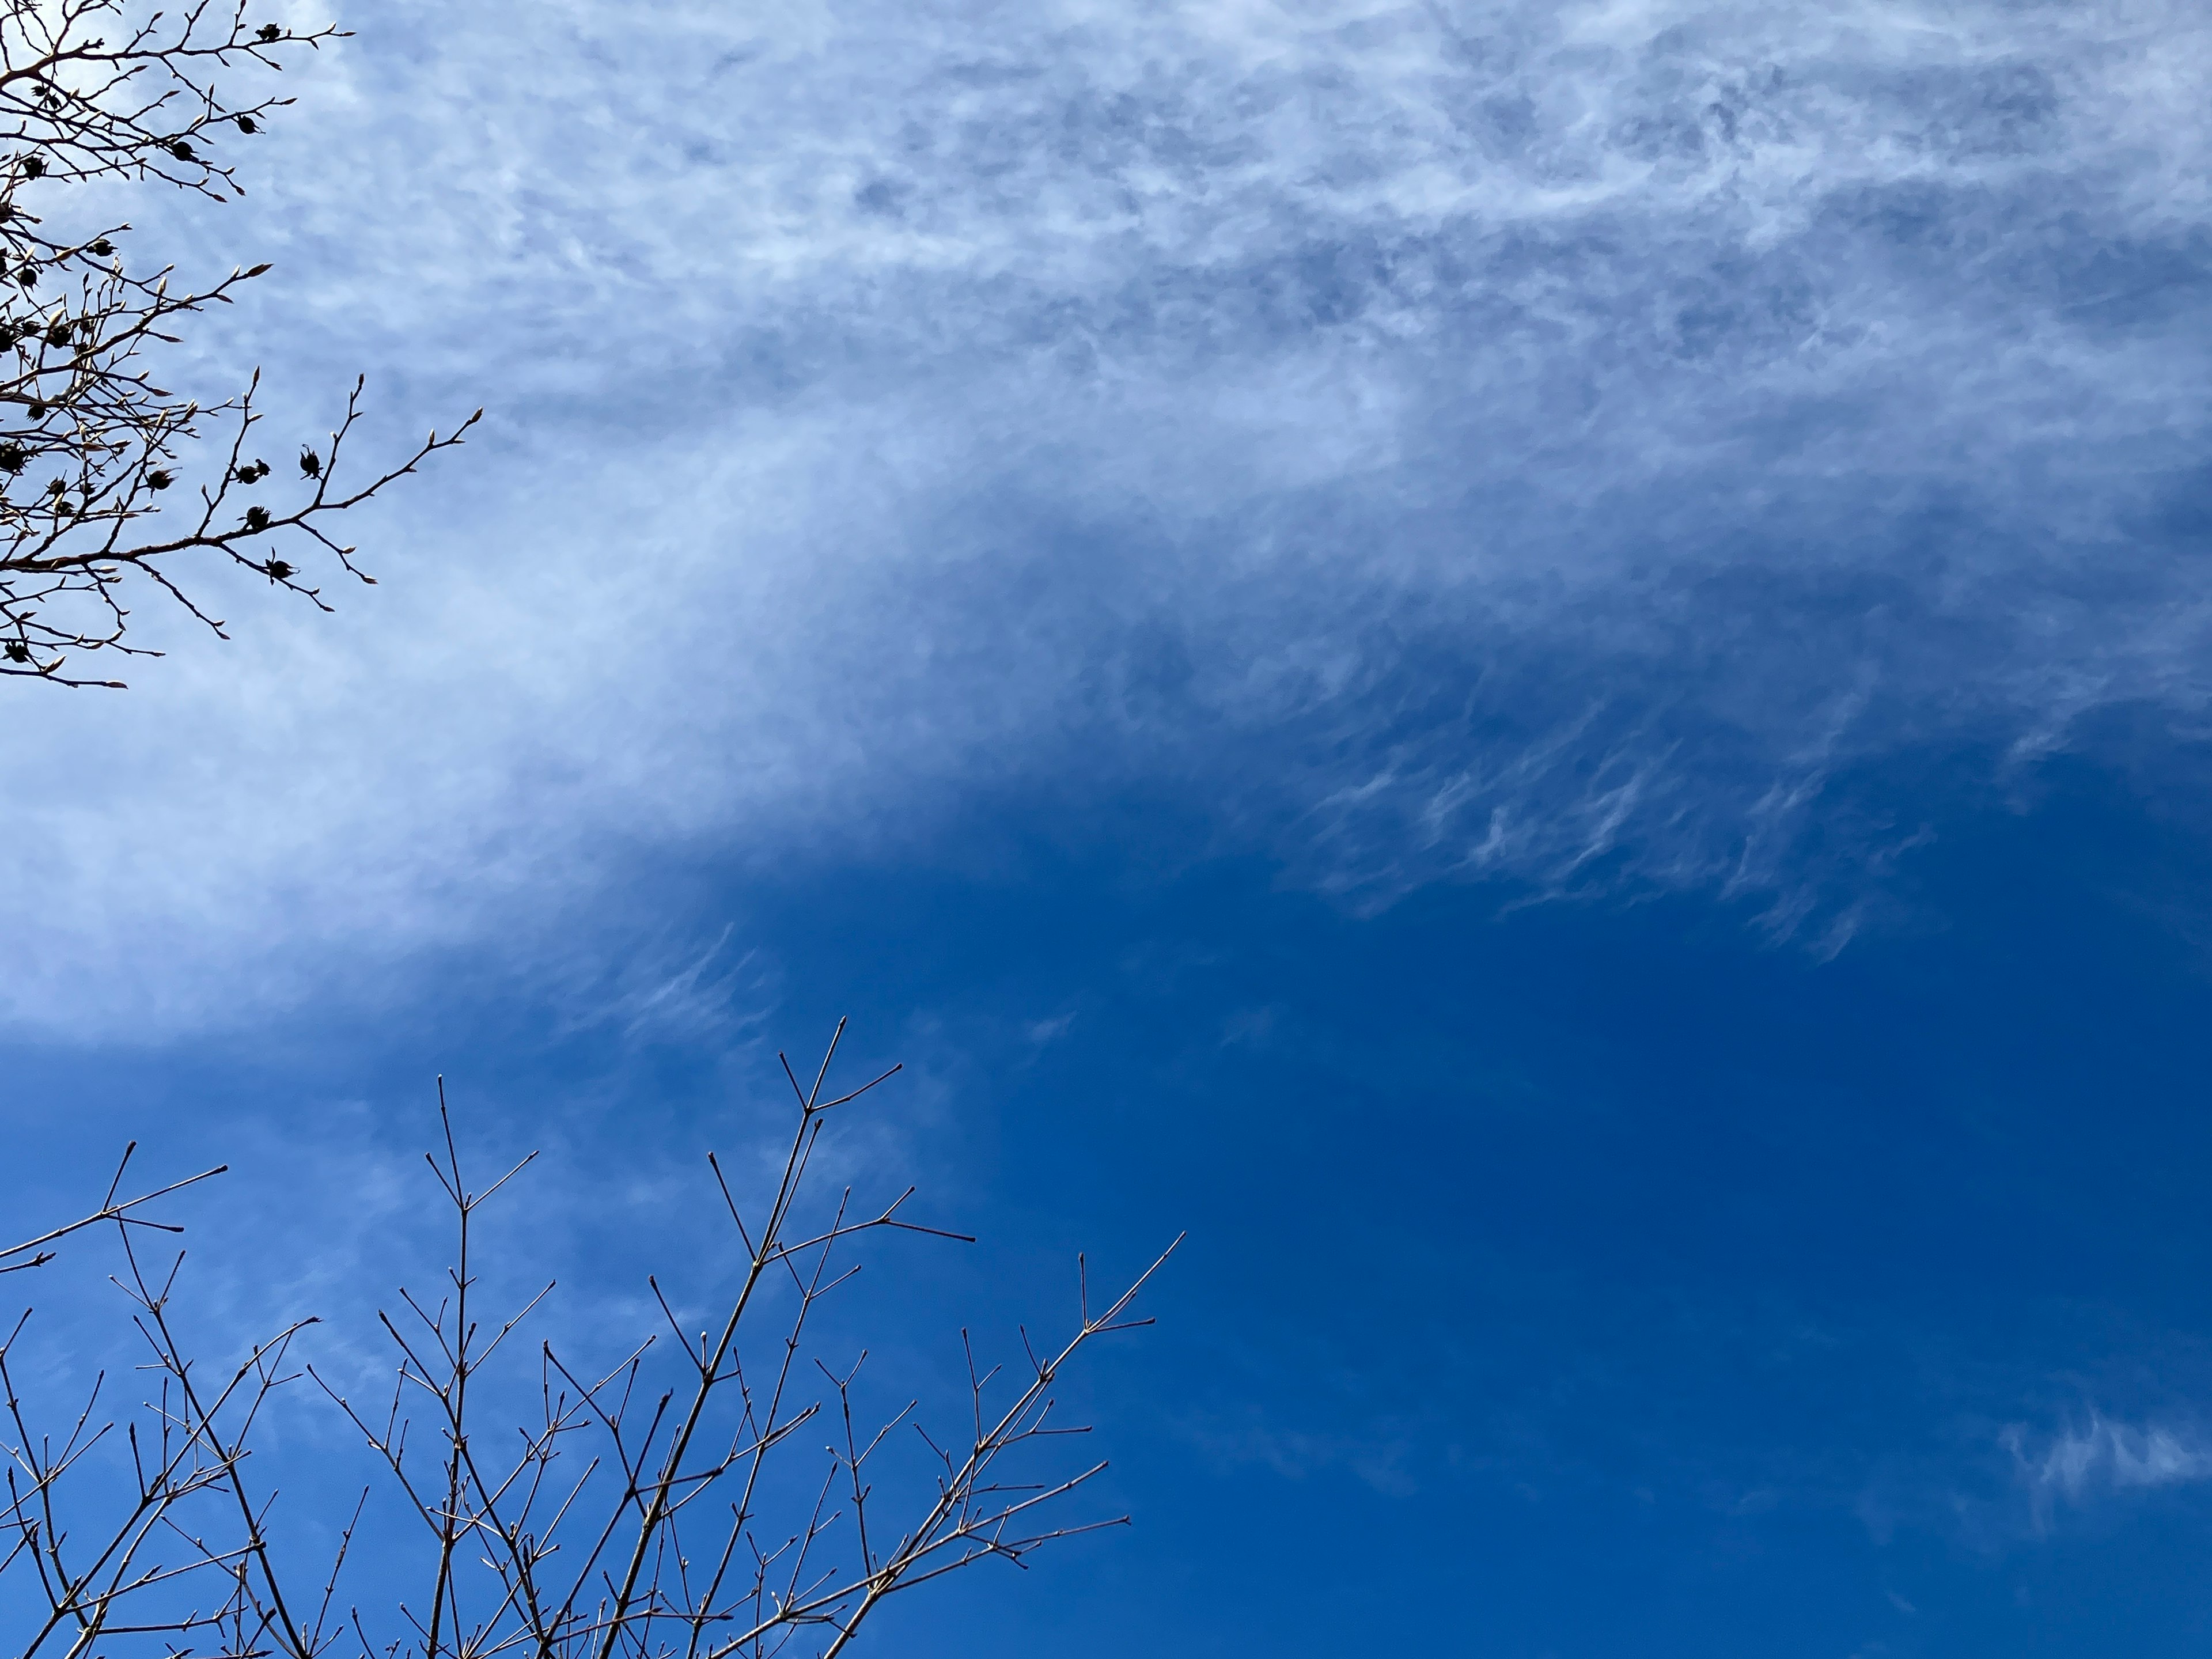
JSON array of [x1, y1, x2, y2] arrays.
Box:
[[1, 1024, 1179, 1659]]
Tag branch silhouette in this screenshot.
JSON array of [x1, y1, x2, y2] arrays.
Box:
[[0, 0, 476, 685], [2, 1026, 1176, 1659]]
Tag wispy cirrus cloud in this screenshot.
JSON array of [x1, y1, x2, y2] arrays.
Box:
[[1, 0, 2209, 1033], [2004, 1410, 2212, 1528]]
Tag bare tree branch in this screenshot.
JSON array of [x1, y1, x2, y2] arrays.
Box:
[[3, 1025, 1173, 1659], [0, 0, 476, 685]]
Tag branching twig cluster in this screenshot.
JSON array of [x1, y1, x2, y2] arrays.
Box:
[[0, 0, 476, 685], [1, 1146, 354, 1659], [1, 1025, 1176, 1659]]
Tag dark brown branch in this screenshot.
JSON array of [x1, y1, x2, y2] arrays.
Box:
[[0, 1, 474, 684]]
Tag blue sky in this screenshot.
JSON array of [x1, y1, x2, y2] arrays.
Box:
[[6, 1, 2212, 1653]]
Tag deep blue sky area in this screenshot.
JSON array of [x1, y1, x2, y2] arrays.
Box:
[[14, 737, 2212, 1655], [7, 2, 2212, 1655]]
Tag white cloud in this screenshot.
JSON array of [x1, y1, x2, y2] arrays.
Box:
[[2003, 1410, 2212, 1533], [2, 0, 2210, 1034]]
